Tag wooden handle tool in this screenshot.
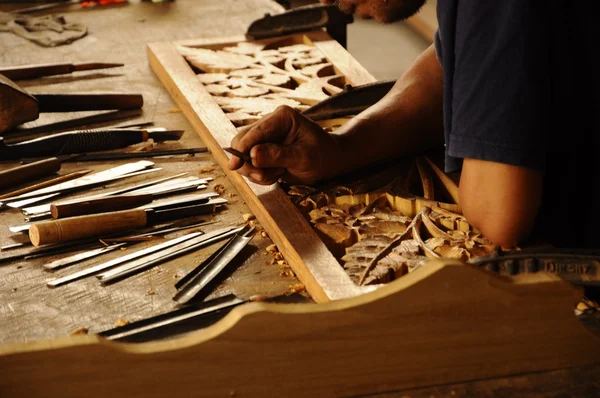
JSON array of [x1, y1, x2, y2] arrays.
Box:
[[29, 209, 149, 246], [29, 200, 225, 246], [0, 157, 61, 190], [0, 62, 124, 81], [50, 194, 154, 219]]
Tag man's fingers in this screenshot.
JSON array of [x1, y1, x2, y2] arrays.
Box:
[[236, 106, 295, 153], [251, 143, 298, 169], [227, 155, 244, 171]]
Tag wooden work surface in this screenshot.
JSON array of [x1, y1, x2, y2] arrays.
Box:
[[0, 1, 599, 397], [0, 0, 303, 344]]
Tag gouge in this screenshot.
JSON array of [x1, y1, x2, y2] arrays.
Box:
[[0, 74, 144, 133], [0, 62, 124, 81], [0, 157, 61, 190], [0, 128, 183, 159], [29, 198, 228, 246]]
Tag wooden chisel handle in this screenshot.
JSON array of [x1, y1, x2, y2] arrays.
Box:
[[50, 194, 154, 219], [29, 209, 148, 246], [35, 93, 143, 112], [0, 157, 61, 189], [0, 63, 75, 81]]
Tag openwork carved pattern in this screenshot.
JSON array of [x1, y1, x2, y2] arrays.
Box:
[[181, 40, 497, 286]]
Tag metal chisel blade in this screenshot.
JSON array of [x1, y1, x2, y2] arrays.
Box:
[[44, 243, 127, 270], [46, 232, 204, 288]]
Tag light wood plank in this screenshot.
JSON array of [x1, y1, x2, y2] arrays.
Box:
[[148, 36, 368, 302]]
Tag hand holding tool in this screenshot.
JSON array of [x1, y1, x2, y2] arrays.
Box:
[[29, 198, 227, 246], [223, 147, 252, 166], [0, 62, 124, 81], [0, 157, 61, 190], [0, 74, 144, 133], [0, 128, 184, 160]]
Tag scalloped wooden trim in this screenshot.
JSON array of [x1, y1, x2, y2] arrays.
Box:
[[1, 262, 599, 397]]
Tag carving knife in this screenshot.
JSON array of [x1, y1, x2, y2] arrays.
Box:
[[29, 198, 228, 246], [0, 157, 62, 190], [173, 225, 256, 305], [50, 191, 219, 219], [0, 62, 124, 81], [0, 128, 184, 159], [44, 243, 127, 271], [97, 226, 244, 284], [245, 3, 353, 47]]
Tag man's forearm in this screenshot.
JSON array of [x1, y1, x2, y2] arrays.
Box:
[[334, 44, 444, 173]]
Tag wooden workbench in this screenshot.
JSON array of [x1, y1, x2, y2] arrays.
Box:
[[0, 1, 598, 396]]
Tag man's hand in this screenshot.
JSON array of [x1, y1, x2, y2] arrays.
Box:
[[227, 105, 346, 186]]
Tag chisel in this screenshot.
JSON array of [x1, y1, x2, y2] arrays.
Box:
[[29, 198, 228, 246], [0, 62, 124, 81], [0, 128, 184, 159], [50, 191, 219, 219], [0, 157, 61, 190]]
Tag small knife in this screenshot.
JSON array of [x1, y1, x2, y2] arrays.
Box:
[[0, 128, 184, 159], [29, 198, 228, 246], [0, 62, 124, 81]]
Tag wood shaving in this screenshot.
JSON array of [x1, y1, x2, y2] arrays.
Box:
[[242, 213, 255, 222], [266, 244, 277, 253], [287, 283, 305, 294], [214, 184, 226, 194], [260, 231, 268, 239], [70, 327, 89, 336], [146, 289, 156, 296], [198, 165, 216, 173], [115, 318, 129, 327]]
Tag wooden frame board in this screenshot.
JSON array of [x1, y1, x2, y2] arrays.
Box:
[[148, 30, 381, 303], [1, 261, 600, 397]]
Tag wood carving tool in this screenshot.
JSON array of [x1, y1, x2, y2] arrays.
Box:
[[29, 198, 228, 246], [0, 62, 124, 81], [0, 157, 61, 190], [46, 230, 209, 287], [0, 128, 183, 160], [245, 3, 353, 48], [13, 0, 128, 15], [0, 160, 155, 206], [0, 169, 91, 200], [301, 80, 396, 121], [0, 74, 144, 133], [173, 225, 256, 305], [20, 147, 209, 164], [44, 243, 127, 271], [223, 147, 252, 166], [97, 226, 244, 284], [21, 174, 209, 218], [50, 191, 219, 219], [98, 294, 246, 342]]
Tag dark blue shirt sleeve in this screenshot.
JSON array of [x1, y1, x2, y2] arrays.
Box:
[[444, 1, 550, 173]]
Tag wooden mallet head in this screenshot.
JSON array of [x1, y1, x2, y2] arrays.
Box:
[[0, 74, 39, 134]]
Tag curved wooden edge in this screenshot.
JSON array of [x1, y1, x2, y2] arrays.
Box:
[[1, 261, 599, 397], [146, 38, 368, 303]]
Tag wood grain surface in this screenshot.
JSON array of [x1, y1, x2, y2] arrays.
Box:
[[1, 262, 600, 397], [0, 0, 303, 344]]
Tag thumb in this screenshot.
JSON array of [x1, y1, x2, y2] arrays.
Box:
[[251, 143, 298, 169]]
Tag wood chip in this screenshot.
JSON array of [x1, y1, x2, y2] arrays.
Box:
[[214, 184, 226, 194], [115, 318, 129, 327], [287, 283, 305, 294], [146, 289, 156, 296], [242, 213, 255, 222], [70, 327, 89, 336], [266, 243, 277, 253]]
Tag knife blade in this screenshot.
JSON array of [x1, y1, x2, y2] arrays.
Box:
[[29, 198, 228, 246], [173, 225, 256, 305], [44, 243, 127, 271], [0, 62, 124, 81], [0, 128, 184, 159]]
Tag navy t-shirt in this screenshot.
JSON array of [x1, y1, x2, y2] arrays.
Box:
[[435, 1, 600, 248]]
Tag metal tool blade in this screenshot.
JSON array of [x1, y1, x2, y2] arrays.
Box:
[[44, 243, 127, 270], [147, 128, 185, 142], [245, 3, 352, 40], [98, 294, 246, 342], [4, 161, 155, 202], [97, 226, 244, 284], [302, 80, 396, 121], [173, 225, 256, 305], [46, 232, 204, 288]]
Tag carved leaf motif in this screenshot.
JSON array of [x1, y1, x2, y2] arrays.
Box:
[[181, 47, 258, 73]]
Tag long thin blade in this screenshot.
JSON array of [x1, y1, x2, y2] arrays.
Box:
[[44, 243, 127, 270]]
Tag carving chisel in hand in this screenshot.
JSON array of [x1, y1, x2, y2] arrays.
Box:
[[29, 198, 228, 246], [0, 128, 184, 160]]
